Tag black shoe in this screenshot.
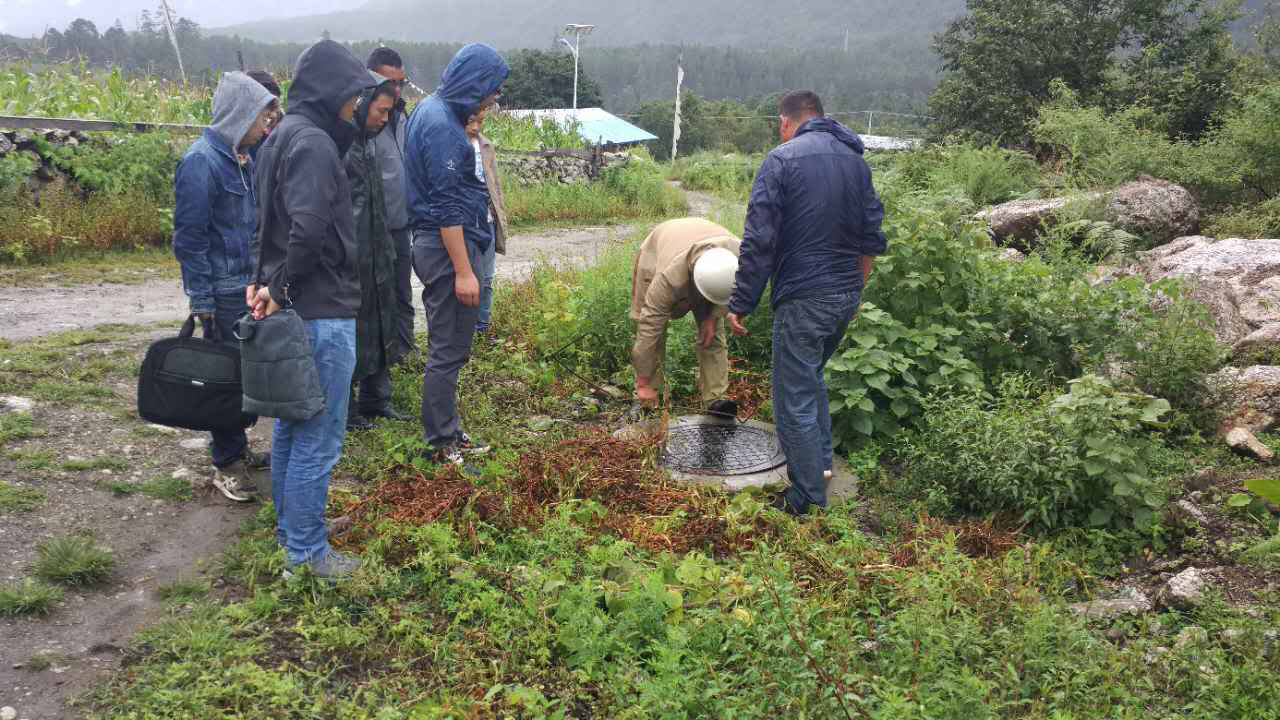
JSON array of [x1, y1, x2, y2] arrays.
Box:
[[707, 399, 739, 419], [768, 491, 803, 516], [347, 415, 375, 432], [364, 407, 411, 422]]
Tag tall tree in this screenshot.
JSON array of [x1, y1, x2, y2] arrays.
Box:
[[500, 49, 604, 109], [930, 0, 1240, 143]]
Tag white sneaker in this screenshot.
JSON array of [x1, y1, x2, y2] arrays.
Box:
[[211, 462, 255, 503]]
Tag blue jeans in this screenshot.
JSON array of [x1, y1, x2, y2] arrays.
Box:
[[209, 291, 253, 468], [270, 318, 356, 565], [475, 230, 496, 333], [773, 292, 860, 514]]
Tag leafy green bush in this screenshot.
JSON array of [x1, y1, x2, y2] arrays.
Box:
[[500, 234, 773, 399], [40, 132, 180, 199], [896, 374, 1172, 531], [671, 152, 760, 202], [827, 304, 984, 441], [925, 144, 1039, 207], [0, 183, 171, 263], [0, 152, 37, 198], [485, 112, 588, 151], [502, 151, 687, 229], [1205, 196, 1280, 239]]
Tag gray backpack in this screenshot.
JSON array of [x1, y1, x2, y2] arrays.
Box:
[[234, 309, 325, 421]]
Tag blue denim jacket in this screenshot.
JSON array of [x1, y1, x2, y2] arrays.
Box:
[[173, 129, 257, 313]]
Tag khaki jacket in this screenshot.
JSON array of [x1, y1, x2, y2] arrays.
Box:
[[476, 133, 508, 254], [630, 218, 741, 381]]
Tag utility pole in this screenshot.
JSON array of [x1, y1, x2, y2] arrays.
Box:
[[158, 0, 187, 85], [671, 53, 684, 162], [558, 23, 595, 110]]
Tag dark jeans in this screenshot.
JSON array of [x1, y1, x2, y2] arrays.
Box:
[[271, 318, 356, 566], [773, 292, 860, 514], [392, 227, 417, 355], [412, 230, 481, 449], [209, 291, 253, 468], [351, 367, 393, 418]]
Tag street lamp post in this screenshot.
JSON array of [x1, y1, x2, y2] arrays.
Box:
[[559, 23, 595, 110]]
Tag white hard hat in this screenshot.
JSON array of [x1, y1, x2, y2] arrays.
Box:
[[693, 246, 739, 305]]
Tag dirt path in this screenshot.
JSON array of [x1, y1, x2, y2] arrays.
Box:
[[0, 224, 638, 342], [0, 325, 272, 719]]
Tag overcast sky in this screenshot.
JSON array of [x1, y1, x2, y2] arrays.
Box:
[[0, 0, 346, 37]]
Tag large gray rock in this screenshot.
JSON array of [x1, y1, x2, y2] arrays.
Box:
[[977, 178, 1198, 246], [0, 133, 12, 155], [1068, 586, 1152, 619], [1157, 567, 1208, 610], [1225, 427, 1275, 462], [975, 196, 1075, 244], [1206, 365, 1280, 434], [1105, 177, 1199, 245], [1137, 236, 1280, 352]]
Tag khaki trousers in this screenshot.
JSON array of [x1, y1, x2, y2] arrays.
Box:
[[648, 316, 730, 405]]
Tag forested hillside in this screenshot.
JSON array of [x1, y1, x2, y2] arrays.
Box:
[[218, 0, 966, 48]]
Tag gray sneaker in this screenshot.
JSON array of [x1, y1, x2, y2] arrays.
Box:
[[211, 461, 256, 502], [284, 549, 361, 580]]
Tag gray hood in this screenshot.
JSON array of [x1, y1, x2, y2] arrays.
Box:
[[210, 72, 274, 150]]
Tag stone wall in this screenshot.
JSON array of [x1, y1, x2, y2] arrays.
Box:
[[497, 150, 632, 185], [0, 128, 91, 190]]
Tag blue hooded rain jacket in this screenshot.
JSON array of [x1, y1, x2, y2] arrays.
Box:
[[404, 44, 509, 251], [728, 117, 888, 317]]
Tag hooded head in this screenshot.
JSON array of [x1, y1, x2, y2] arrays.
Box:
[[209, 71, 275, 151], [355, 70, 397, 136], [286, 39, 375, 153], [437, 43, 509, 124]]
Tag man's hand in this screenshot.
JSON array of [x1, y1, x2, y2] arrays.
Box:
[[635, 377, 658, 406], [455, 271, 480, 307], [245, 284, 258, 308], [727, 313, 749, 337], [250, 286, 281, 320], [698, 315, 719, 349]]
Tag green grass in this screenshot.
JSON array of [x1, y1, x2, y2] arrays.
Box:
[[504, 154, 688, 229], [0, 324, 143, 408], [35, 535, 116, 586], [62, 456, 129, 473], [0, 579, 63, 616], [7, 448, 56, 470], [104, 475, 194, 502], [0, 412, 39, 446], [0, 479, 46, 512], [0, 245, 178, 287], [156, 577, 211, 604]]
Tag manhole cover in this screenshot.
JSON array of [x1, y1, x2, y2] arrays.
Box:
[[661, 423, 787, 476]]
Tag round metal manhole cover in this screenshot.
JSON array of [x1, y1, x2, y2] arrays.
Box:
[[660, 423, 787, 476]]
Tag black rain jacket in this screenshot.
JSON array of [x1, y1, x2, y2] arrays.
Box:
[[251, 39, 375, 320]]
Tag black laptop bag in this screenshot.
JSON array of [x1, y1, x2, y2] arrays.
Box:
[[137, 316, 254, 432]]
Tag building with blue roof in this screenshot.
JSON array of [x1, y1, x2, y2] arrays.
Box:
[[507, 108, 659, 148]]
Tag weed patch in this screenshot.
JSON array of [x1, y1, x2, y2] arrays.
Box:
[[0, 579, 64, 616], [0, 479, 46, 512], [36, 535, 115, 586]]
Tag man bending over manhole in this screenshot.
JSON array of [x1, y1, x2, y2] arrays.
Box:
[[630, 217, 741, 417], [727, 90, 888, 516]]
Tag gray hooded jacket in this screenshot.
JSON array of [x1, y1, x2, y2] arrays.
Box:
[[209, 72, 274, 151]]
